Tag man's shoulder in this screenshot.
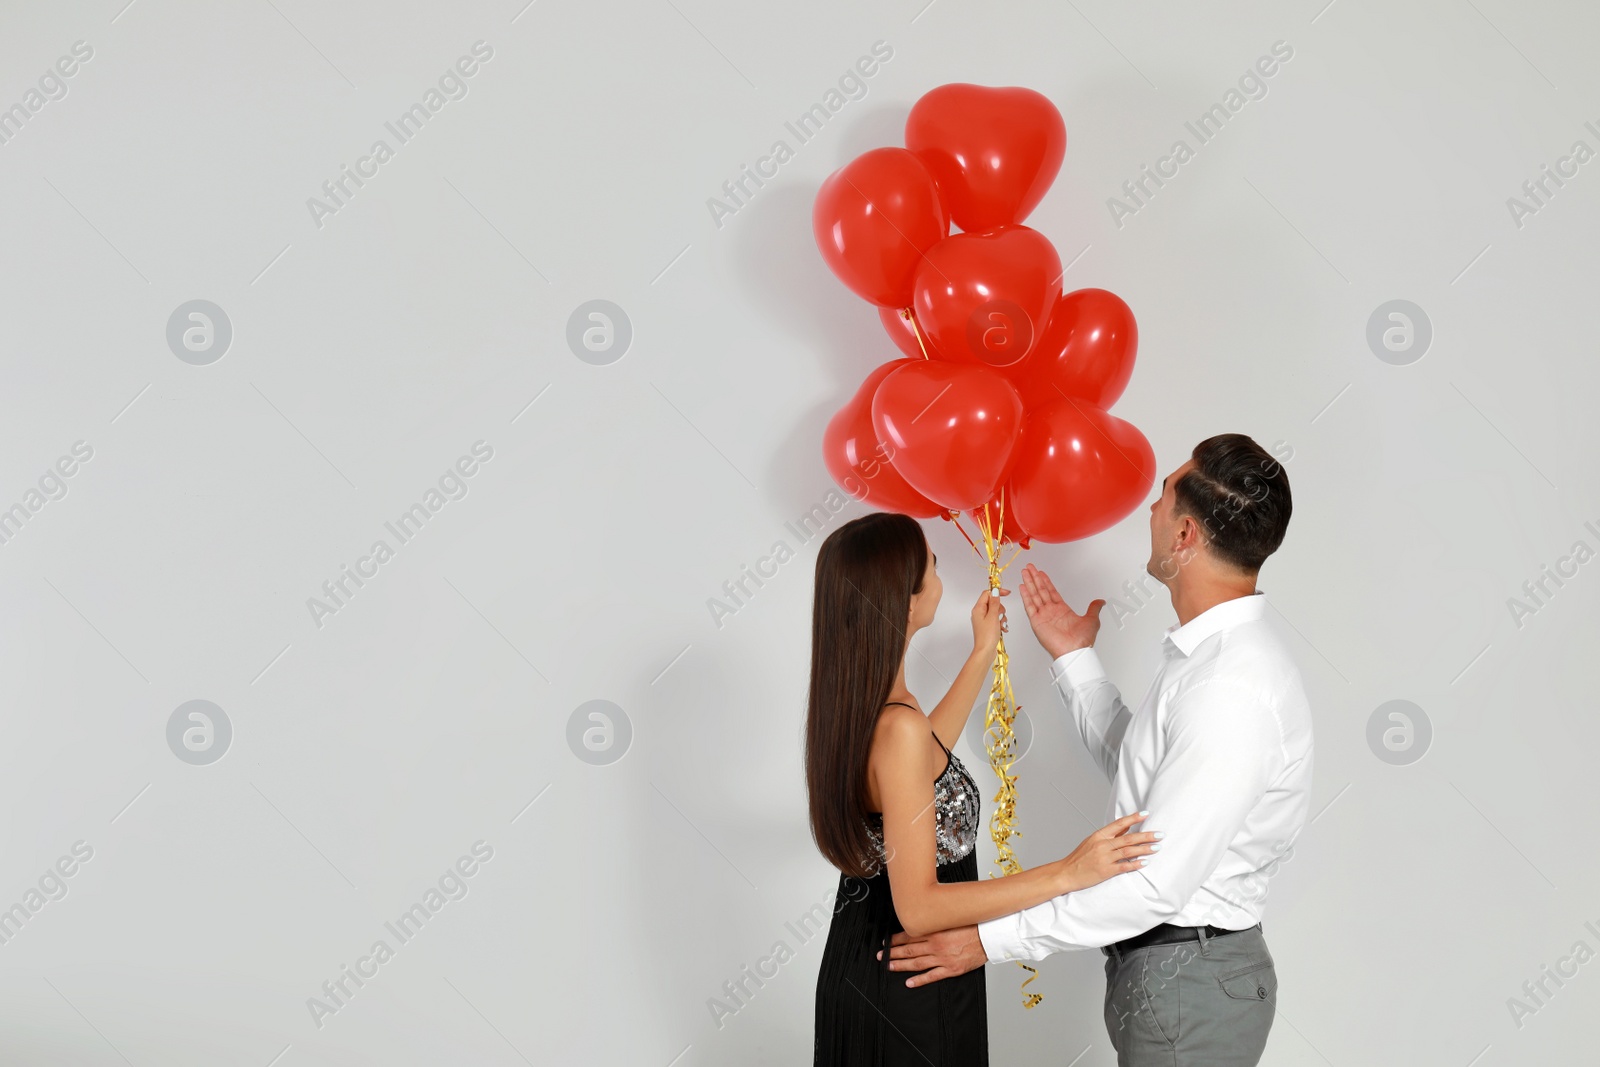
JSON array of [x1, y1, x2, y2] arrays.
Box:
[[1169, 623, 1312, 731], [1190, 618, 1304, 689]]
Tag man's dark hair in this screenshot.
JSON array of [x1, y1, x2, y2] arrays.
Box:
[[1173, 434, 1292, 574]]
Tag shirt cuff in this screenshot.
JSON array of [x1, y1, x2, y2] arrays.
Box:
[[1049, 646, 1108, 690], [977, 911, 1023, 963]]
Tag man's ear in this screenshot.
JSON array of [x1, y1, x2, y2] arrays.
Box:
[[1173, 514, 1205, 561]]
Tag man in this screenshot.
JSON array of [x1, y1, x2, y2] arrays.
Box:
[[883, 433, 1313, 1065]]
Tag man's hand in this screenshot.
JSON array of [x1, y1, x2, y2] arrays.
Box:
[[1018, 562, 1103, 660], [876, 925, 986, 987]]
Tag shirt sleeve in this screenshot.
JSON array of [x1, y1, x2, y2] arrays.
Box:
[[978, 679, 1279, 960], [1049, 647, 1130, 781]]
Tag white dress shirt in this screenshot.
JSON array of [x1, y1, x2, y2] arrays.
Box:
[[979, 590, 1314, 960]]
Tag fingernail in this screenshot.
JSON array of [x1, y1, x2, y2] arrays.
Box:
[[1153, 831, 1165, 840], [1139, 810, 1150, 817], [1139, 859, 1148, 866], [1150, 843, 1162, 851], [876, 951, 881, 959]]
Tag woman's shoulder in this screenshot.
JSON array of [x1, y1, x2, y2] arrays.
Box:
[[872, 700, 926, 735], [869, 704, 936, 766], [864, 704, 938, 812]]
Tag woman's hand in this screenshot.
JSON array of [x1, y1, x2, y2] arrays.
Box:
[[1055, 811, 1161, 893], [969, 586, 1010, 659]]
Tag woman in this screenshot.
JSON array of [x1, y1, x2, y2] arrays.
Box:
[[808, 512, 1158, 1065]]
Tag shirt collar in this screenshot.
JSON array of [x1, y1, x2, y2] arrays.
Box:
[[1163, 590, 1268, 657]]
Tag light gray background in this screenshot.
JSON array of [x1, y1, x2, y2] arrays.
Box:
[[0, 0, 1595, 1063]]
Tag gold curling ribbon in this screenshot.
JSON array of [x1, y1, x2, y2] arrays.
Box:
[[950, 490, 1042, 1009], [898, 307, 933, 361]]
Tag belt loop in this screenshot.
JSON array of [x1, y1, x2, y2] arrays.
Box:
[[1196, 926, 1211, 957]]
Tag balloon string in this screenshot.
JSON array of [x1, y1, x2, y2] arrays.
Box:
[[948, 499, 1040, 1009], [899, 307, 932, 361], [949, 509, 980, 553], [951, 499, 1021, 581]]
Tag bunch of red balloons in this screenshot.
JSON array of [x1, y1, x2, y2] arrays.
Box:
[[817, 84, 1156, 547]]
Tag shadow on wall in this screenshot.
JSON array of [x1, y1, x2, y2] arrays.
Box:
[[722, 103, 916, 512]]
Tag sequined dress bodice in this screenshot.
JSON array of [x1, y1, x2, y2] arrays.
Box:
[[862, 734, 980, 874]]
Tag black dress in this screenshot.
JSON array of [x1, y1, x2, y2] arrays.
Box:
[[814, 709, 988, 1066]]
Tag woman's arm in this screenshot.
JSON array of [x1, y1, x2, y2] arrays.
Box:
[[871, 706, 1157, 938], [926, 647, 996, 751], [926, 588, 1008, 750]]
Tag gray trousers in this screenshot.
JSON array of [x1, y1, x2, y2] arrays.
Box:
[[1101, 925, 1277, 1066]]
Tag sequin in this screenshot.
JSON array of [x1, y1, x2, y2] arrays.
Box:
[[862, 742, 980, 874]]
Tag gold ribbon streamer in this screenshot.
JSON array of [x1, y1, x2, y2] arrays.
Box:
[[951, 490, 1042, 1008], [898, 307, 933, 361]]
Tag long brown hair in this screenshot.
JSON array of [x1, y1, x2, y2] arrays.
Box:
[[805, 511, 928, 878]]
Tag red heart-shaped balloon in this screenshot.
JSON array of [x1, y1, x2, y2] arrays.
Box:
[[906, 83, 1067, 234], [1013, 289, 1139, 409], [823, 360, 947, 518], [871, 361, 1023, 512], [813, 147, 948, 307], [1008, 399, 1156, 543], [911, 226, 1060, 368]]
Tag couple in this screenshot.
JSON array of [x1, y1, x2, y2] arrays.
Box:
[[806, 433, 1313, 1066]]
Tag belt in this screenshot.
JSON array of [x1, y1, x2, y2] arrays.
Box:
[[1102, 922, 1261, 957]]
